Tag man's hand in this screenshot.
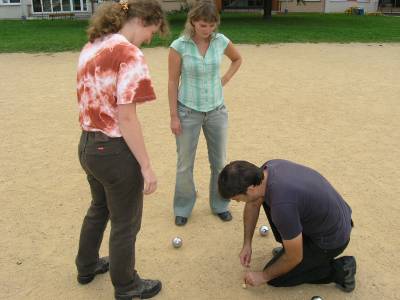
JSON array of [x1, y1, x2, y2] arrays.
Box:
[[239, 244, 252, 267], [244, 271, 268, 287]]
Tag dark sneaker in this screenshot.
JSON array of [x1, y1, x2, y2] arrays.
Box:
[[217, 211, 232, 222], [336, 256, 356, 292], [264, 246, 285, 270], [115, 279, 162, 299], [272, 246, 284, 256], [175, 216, 188, 226], [77, 256, 109, 284]]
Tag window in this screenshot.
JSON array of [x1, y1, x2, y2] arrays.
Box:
[[42, 0, 52, 11], [223, 0, 264, 9], [32, 0, 42, 11], [31, 0, 88, 12], [0, 0, 21, 4], [53, 0, 61, 11], [73, 0, 81, 10], [62, 0, 71, 11]]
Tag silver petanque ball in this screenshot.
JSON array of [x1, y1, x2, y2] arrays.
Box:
[[259, 225, 269, 236], [172, 236, 183, 248], [311, 297, 323, 300]]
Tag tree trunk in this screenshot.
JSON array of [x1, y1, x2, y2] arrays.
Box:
[[91, 0, 95, 15], [263, 0, 272, 19]]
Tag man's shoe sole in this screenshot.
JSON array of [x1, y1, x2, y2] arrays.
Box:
[[272, 247, 283, 256], [77, 257, 110, 284], [115, 282, 162, 299], [336, 256, 356, 292], [336, 280, 355, 293]]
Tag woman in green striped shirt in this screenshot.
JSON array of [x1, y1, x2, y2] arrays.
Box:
[[168, 0, 242, 226]]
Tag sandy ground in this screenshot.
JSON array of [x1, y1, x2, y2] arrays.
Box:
[[1, 43, 400, 300]]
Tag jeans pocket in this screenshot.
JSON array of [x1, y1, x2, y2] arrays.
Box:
[[178, 103, 191, 120], [85, 150, 129, 186], [83, 139, 130, 185], [216, 103, 228, 114]]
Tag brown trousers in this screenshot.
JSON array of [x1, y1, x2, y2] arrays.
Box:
[[75, 131, 143, 292]]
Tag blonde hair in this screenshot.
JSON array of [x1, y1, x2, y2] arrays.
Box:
[[183, 0, 220, 38], [87, 0, 169, 43]]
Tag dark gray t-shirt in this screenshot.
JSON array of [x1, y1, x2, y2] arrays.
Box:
[[263, 159, 352, 249]]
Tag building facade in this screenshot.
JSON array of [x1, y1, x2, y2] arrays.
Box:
[[0, 0, 380, 20], [280, 0, 379, 13], [0, 0, 182, 19]]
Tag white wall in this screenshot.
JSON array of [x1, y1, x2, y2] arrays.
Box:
[[1, 0, 182, 19], [324, 0, 379, 12], [0, 0, 93, 19], [0, 4, 23, 19], [280, 0, 324, 12], [162, 0, 182, 11], [0, 0, 37, 18]]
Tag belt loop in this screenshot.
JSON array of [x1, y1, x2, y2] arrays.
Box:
[[82, 131, 89, 154], [94, 131, 110, 142]]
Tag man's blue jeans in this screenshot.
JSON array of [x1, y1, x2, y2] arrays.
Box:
[[174, 102, 230, 217]]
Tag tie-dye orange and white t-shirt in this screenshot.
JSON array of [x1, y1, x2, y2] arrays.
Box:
[[77, 33, 156, 137]]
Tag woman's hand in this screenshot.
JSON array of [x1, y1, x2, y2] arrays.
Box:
[[170, 116, 182, 136], [141, 166, 157, 195], [221, 76, 228, 87]]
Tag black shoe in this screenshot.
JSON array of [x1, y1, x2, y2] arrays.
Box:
[[175, 216, 188, 226], [272, 246, 283, 256], [115, 279, 162, 299], [336, 256, 356, 292], [264, 246, 285, 270], [77, 256, 109, 284], [217, 211, 232, 222]]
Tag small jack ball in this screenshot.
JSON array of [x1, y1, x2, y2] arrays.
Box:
[[172, 237, 183, 248], [311, 297, 323, 300], [259, 225, 269, 236]]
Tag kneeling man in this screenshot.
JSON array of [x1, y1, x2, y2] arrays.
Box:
[[218, 159, 356, 292]]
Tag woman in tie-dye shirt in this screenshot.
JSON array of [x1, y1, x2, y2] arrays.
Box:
[[75, 1, 168, 298]]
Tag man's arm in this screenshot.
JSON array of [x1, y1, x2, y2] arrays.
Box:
[[243, 201, 261, 246], [244, 233, 303, 286], [240, 199, 262, 267], [264, 233, 303, 280]]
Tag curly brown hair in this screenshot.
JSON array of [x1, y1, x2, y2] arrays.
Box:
[[87, 0, 169, 43]]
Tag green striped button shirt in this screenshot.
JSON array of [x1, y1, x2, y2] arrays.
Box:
[[170, 33, 230, 112]]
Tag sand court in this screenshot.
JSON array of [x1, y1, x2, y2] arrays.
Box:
[[1, 43, 400, 299]]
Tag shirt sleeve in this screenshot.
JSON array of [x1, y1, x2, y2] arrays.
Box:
[[116, 45, 156, 105], [271, 203, 303, 241], [218, 33, 230, 51], [170, 38, 183, 55]]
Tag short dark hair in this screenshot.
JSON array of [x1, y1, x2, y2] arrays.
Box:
[[218, 161, 264, 199]]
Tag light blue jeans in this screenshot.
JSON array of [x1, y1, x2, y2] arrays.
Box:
[[174, 102, 230, 217]]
